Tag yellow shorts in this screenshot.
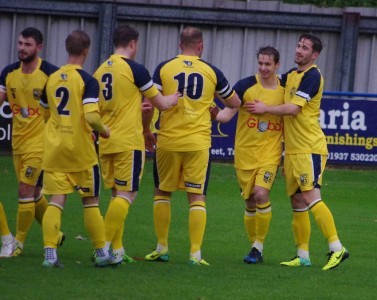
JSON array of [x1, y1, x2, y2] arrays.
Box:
[[13, 152, 43, 187], [236, 165, 279, 200], [284, 153, 327, 196], [43, 165, 100, 197], [154, 148, 210, 195], [99, 150, 145, 191]]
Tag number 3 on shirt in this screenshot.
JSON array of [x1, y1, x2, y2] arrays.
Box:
[[100, 73, 113, 101], [174, 72, 204, 100]]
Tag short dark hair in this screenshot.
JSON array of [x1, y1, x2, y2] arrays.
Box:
[[113, 25, 139, 48], [257, 46, 280, 64], [180, 26, 203, 48], [299, 33, 323, 53], [65, 30, 91, 56], [20, 27, 43, 45]]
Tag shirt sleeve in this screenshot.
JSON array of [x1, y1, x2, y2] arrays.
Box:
[[292, 68, 321, 106]]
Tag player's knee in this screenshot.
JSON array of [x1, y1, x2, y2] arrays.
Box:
[[18, 182, 36, 198]]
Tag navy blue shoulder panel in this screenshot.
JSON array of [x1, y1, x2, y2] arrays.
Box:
[[152, 57, 179, 85], [40, 60, 59, 76], [122, 57, 153, 89], [76, 68, 99, 100], [0, 62, 21, 85], [233, 76, 257, 102]]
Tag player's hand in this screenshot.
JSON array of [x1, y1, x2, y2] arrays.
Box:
[[209, 104, 220, 121], [245, 99, 267, 114], [143, 130, 156, 152], [167, 92, 181, 108], [99, 125, 110, 139], [142, 101, 154, 113]]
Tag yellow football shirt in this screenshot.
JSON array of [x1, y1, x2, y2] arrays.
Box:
[[94, 54, 159, 154], [283, 65, 328, 155], [0, 58, 58, 154], [40, 64, 100, 172], [154, 54, 235, 151], [234, 74, 284, 169]]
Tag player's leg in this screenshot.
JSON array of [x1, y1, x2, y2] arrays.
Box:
[[236, 169, 257, 248], [105, 192, 133, 259], [13, 153, 42, 254], [244, 189, 270, 264], [0, 201, 16, 257], [244, 196, 256, 250], [103, 150, 143, 262], [34, 185, 65, 248], [41, 171, 70, 267], [302, 154, 348, 270], [144, 189, 171, 261], [34, 186, 48, 226], [111, 221, 134, 263], [13, 152, 48, 256], [187, 194, 208, 266], [42, 193, 66, 267], [246, 165, 277, 264], [79, 165, 121, 267], [145, 148, 179, 262], [184, 149, 210, 266], [280, 154, 311, 267]]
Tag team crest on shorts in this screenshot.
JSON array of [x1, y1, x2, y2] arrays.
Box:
[[263, 171, 273, 183], [25, 166, 37, 178], [300, 173, 308, 186]]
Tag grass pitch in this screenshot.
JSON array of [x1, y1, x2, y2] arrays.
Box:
[[0, 155, 376, 299]]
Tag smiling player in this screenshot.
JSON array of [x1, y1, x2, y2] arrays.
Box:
[[215, 46, 284, 264]]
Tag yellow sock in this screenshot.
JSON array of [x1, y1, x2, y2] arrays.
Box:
[[189, 201, 206, 255], [34, 195, 48, 225], [0, 202, 11, 236], [42, 205, 62, 248], [112, 222, 125, 250], [244, 208, 256, 244], [310, 201, 339, 243], [154, 196, 171, 249], [292, 210, 311, 252], [255, 202, 272, 244], [84, 206, 106, 249], [16, 200, 35, 244], [104, 196, 130, 244]]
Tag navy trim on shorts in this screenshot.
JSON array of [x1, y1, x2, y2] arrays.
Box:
[[36, 170, 44, 188], [132, 150, 142, 191], [312, 154, 322, 189], [153, 153, 159, 188], [203, 150, 211, 196], [93, 164, 100, 197]]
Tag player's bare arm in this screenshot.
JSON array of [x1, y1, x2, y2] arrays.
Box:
[[149, 91, 180, 111], [215, 107, 238, 123], [247, 100, 301, 116], [218, 92, 241, 109], [142, 98, 156, 152]]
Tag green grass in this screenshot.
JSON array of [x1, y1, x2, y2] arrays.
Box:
[[0, 155, 376, 299]]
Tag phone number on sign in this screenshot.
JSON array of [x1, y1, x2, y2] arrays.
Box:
[[328, 152, 377, 162]]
